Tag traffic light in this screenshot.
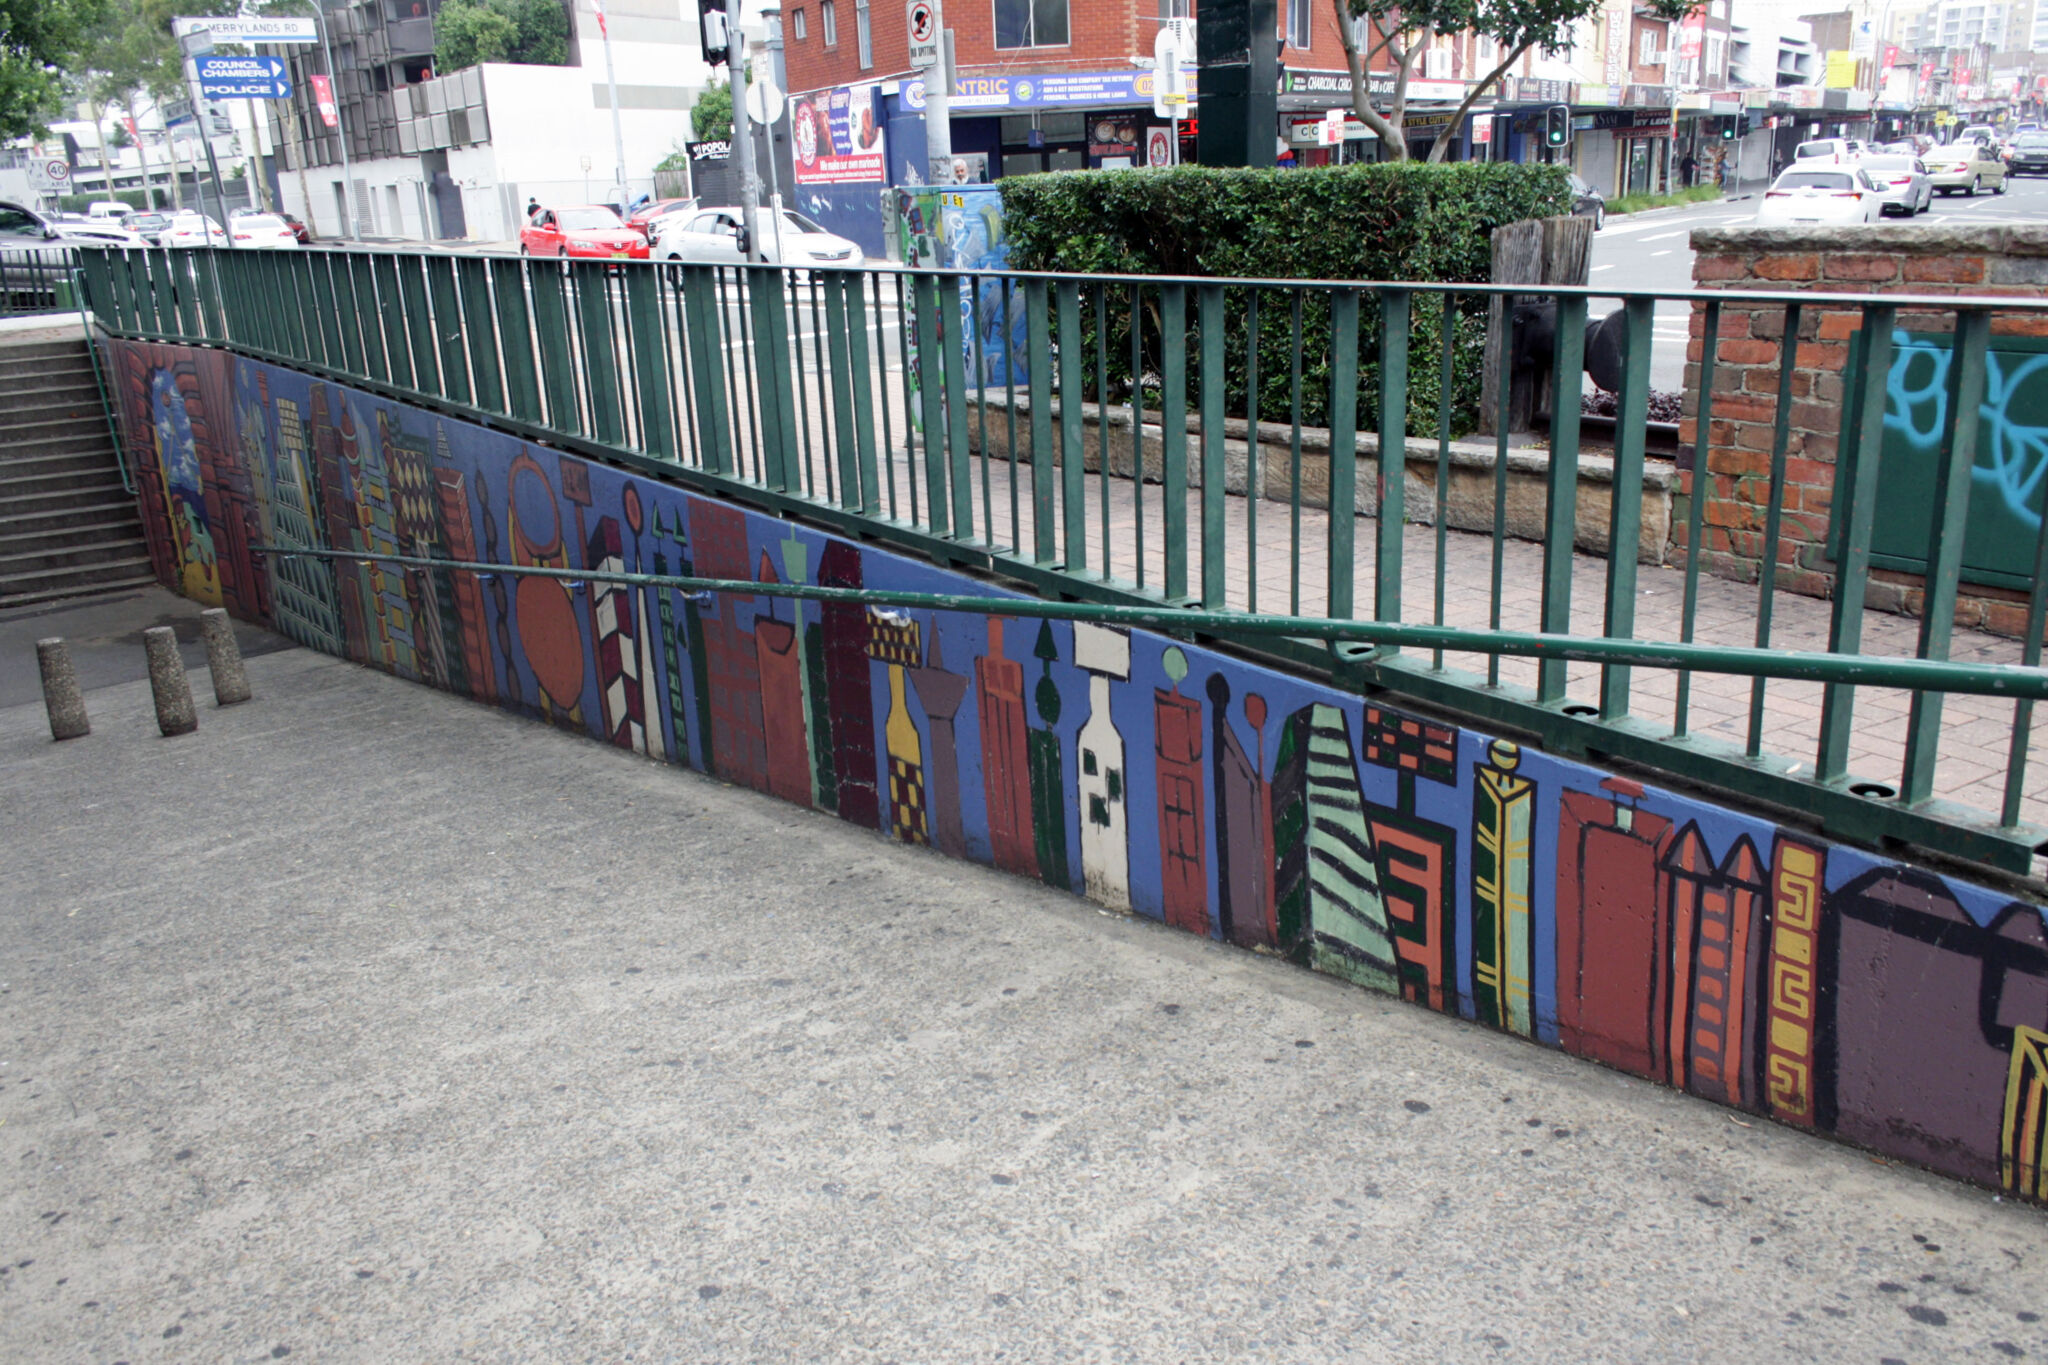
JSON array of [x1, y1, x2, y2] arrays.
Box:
[[699, 0, 730, 66], [1722, 116, 1737, 140], [1544, 104, 1570, 149]]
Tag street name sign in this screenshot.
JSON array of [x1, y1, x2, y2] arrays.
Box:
[[198, 54, 293, 100], [174, 16, 318, 43]]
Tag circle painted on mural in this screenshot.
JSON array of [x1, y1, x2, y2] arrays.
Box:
[[623, 482, 643, 535], [516, 575, 586, 708], [1488, 737, 1520, 771], [509, 457, 562, 560], [1161, 644, 1188, 685]]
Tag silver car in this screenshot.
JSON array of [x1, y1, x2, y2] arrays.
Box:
[[1859, 155, 1933, 215], [652, 207, 864, 268]]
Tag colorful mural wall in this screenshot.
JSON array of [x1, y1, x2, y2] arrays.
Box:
[[108, 337, 2048, 1202]]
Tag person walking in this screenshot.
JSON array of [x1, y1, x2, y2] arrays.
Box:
[[1680, 150, 1697, 188]]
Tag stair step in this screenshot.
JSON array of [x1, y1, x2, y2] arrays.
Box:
[[0, 412, 112, 443], [0, 430, 123, 463], [0, 392, 110, 423], [0, 559, 159, 610], [0, 340, 91, 365], [0, 478, 132, 509], [0, 467, 132, 500], [0, 498, 141, 535], [0, 451, 128, 482], [0, 537, 154, 575], [0, 517, 146, 554]]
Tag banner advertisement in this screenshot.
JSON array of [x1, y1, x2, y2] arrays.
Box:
[[310, 73, 338, 128], [907, 68, 1206, 111], [792, 84, 887, 184]]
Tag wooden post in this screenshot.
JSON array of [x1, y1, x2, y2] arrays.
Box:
[[1481, 214, 1594, 436]]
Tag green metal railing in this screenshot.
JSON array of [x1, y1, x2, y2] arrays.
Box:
[[0, 246, 79, 318], [70, 243, 2048, 877]]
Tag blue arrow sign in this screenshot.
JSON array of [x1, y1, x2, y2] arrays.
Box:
[[196, 54, 293, 99]]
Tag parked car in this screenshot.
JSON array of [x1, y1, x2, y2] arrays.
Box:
[[223, 212, 299, 249], [1566, 172, 1606, 230], [519, 204, 649, 260], [280, 212, 312, 244], [127, 212, 171, 245], [0, 199, 98, 308], [1756, 167, 1884, 226], [1925, 140, 2008, 195], [160, 213, 228, 247], [1794, 138, 1868, 164], [651, 207, 863, 266], [2009, 130, 2048, 175], [85, 201, 132, 222], [1859, 155, 1933, 215], [53, 217, 145, 246], [626, 196, 697, 240]]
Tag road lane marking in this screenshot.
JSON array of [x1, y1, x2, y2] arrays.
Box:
[[1591, 264, 1615, 272], [1652, 250, 1673, 257], [1639, 231, 1687, 241]]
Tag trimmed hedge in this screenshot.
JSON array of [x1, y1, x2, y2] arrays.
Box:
[[999, 162, 1574, 435]]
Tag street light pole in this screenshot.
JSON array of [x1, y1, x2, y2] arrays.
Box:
[[730, 27, 765, 262], [595, 0, 629, 207]]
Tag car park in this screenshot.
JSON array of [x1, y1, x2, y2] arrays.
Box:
[[1924, 140, 2008, 195], [519, 204, 650, 260], [651, 207, 863, 267], [1756, 167, 1884, 226], [1859, 155, 1933, 215], [1566, 173, 1606, 230], [2010, 131, 2048, 175]]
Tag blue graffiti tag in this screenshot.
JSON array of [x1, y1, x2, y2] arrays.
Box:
[[1886, 329, 2048, 530]]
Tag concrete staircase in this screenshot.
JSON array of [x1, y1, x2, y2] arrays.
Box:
[[0, 337, 155, 610]]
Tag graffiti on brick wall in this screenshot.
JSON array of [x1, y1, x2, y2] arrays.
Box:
[[107, 338, 2048, 1198]]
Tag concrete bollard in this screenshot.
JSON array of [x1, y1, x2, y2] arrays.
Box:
[[36, 638, 89, 741], [199, 608, 251, 706], [142, 626, 197, 737]]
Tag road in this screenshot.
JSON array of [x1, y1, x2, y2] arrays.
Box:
[[1590, 171, 2048, 393]]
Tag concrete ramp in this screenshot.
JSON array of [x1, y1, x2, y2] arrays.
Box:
[[1, 634, 2045, 1360]]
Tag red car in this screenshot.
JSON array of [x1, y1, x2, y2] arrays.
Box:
[[519, 205, 650, 260]]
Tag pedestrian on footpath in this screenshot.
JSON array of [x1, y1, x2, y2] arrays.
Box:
[[526, 197, 541, 221], [1680, 151, 1697, 188]]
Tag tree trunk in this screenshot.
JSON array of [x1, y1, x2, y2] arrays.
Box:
[[91, 101, 117, 206]]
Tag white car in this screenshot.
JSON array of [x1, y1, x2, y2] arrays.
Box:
[[160, 213, 228, 247], [54, 218, 145, 246], [227, 213, 300, 249], [1794, 138, 1869, 164], [1756, 167, 1884, 226], [1859, 155, 1933, 215], [653, 207, 864, 268]]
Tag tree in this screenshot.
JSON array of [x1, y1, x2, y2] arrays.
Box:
[[74, 0, 189, 212], [691, 77, 730, 141], [433, 0, 568, 72], [0, 0, 105, 138], [1332, 0, 1697, 163]]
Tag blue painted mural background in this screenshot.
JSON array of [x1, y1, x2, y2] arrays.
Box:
[[110, 337, 2048, 1202]]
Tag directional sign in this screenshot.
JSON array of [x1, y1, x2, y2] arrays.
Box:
[[907, 0, 938, 69], [174, 16, 317, 43], [198, 55, 292, 100]]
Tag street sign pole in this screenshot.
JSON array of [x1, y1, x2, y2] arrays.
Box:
[[730, 23, 764, 262], [178, 30, 237, 247], [911, 0, 953, 184]]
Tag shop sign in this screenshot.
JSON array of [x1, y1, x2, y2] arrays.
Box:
[[913, 69, 1201, 111], [1278, 68, 1465, 102]]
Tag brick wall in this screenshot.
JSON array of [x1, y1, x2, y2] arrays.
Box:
[[1680, 224, 2048, 636], [784, 0, 1145, 96]]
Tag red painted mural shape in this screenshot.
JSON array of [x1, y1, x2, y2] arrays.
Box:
[[1155, 685, 1207, 936], [754, 552, 813, 808], [691, 500, 769, 791], [1555, 779, 1675, 1075], [977, 618, 1038, 879]]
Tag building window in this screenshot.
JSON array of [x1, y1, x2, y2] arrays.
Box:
[[856, 0, 871, 66], [993, 0, 1067, 48], [822, 0, 837, 46], [792, 7, 806, 38], [1639, 28, 1658, 63], [1286, 0, 1310, 47]]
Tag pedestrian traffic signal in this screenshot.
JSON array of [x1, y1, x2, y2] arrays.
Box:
[[699, 0, 731, 65], [1544, 104, 1570, 148]]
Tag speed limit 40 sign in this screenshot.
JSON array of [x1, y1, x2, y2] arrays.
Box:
[[907, 0, 938, 67]]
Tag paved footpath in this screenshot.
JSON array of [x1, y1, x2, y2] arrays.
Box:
[[3, 600, 2047, 1363]]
